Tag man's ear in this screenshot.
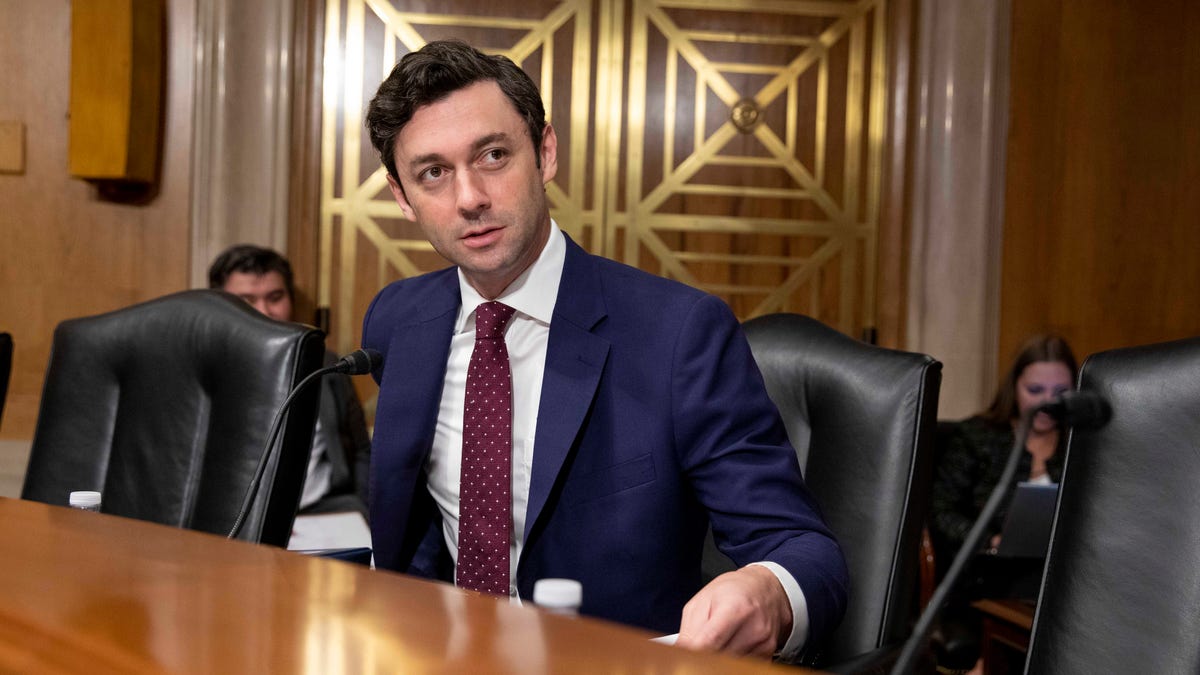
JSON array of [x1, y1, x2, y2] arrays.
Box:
[[387, 174, 416, 221], [540, 123, 559, 185]]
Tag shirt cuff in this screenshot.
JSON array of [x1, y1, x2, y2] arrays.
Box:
[[748, 560, 809, 661]]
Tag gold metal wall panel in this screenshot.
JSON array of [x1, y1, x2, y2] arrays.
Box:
[[320, 0, 886, 357], [618, 0, 886, 332]]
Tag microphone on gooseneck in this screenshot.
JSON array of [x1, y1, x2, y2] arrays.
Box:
[[890, 390, 1112, 675], [227, 348, 383, 540], [330, 348, 383, 376], [1038, 390, 1113, 429]]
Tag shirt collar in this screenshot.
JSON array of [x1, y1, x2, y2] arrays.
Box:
[[455, 220, 564, 332]]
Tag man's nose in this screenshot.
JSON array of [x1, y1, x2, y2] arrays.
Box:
[[456, 170, 490, 215]]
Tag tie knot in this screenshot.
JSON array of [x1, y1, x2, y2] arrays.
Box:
[[474, 301, 515, 339]]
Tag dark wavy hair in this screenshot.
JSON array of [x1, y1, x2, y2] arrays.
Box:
[[982, 334, 1078, 425], [364, 40, 547, 185], [207, 244, 295, 300]]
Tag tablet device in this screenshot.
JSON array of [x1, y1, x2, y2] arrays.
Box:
[[995, 482, 1059, 558]]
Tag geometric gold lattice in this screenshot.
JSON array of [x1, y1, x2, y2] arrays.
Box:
[[320, 0, 886, 357], [617, 0, 886, 332]]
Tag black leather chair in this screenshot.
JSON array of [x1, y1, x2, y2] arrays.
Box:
[[1025, 337, 1200, 674], [704, 313, 942, 669], [21, 290, 326, 546], [0, 332, 11, 431]]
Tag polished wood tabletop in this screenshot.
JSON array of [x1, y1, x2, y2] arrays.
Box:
[[0, 497, 803, 673]]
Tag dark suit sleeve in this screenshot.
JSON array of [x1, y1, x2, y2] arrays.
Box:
[[671, 294, 849, 645]]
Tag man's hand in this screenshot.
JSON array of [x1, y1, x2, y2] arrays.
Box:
[[675, 565, 793, 659]]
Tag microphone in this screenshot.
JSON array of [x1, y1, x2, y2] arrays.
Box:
[[227, 348, 382, 540], [1038, 389, 1112, 429], [331, 348, 383, 375], [890, 390, 1111, 675]]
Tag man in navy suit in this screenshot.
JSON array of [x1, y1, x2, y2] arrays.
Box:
[[361, 40, 847, 660]]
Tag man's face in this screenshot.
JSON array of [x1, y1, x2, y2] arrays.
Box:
[[386, 79, 558, 299], [222, 271, 293, 322]]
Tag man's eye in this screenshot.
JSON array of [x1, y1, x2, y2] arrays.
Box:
[[482, 149, 506, 163], [420, 166, 444, 182]]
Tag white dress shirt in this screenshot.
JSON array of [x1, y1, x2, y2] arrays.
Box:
[[426, 223, 563, 596], [424, 222, 809, 657]]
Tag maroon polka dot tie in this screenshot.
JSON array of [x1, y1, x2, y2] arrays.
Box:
[[457, 301, 516, 595]]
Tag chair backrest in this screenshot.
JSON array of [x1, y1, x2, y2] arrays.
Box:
[[22, 290, 326, 546], [0, 332, 11, 430], [706, 313, 941, 664], [1026, 337, 1200, 674]]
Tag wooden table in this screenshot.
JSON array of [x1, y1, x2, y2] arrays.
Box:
[[971, 598, 1035, 675], [0, 497, 801, 673]]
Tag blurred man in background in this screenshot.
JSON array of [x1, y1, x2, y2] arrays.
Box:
[[209, 245, 371, 547]]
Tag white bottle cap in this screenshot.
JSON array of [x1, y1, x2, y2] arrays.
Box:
[[533, 578, 582, 611], [69, 491, 102, 508]]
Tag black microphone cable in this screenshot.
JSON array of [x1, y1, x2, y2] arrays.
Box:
[[227, 348, 382, 540]]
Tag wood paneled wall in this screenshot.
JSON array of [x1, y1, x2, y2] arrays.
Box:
[[1001, 0, 1200, 366], [0, 0, 196, 439]]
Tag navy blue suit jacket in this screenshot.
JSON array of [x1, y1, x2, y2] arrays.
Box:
[[362, 233, 848, 642]]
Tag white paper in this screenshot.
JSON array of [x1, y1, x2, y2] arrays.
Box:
[[287, 511, 371, 551], [650, 633, 678, 645]]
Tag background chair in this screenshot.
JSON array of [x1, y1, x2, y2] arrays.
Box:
[[703, 313, 942, 669], [21, 290, 326, 546], [1025, 336, 1200, 673], [0, 332, 11, 431]]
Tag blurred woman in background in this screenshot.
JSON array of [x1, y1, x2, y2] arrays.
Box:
[[932, 333, 1077, 560], [930, 334, 1077, 674]]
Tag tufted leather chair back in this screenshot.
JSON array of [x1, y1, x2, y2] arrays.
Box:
[[1026, 337, 1200, 674], [22, 290, 325, 546], [705, 313, 941, 665]]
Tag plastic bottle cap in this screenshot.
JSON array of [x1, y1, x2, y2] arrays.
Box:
[[533, 578, 582, 610], [69, 491, 102, 508]]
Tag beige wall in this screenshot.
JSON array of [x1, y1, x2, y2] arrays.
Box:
[[0, 0, 197, 439]]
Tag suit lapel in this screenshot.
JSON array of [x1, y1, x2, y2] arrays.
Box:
[[378, 273, 459, 473], [524, 237, 610, 546], [368, 272, 459, 571]]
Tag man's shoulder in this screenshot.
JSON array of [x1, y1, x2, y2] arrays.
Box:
[[558, 249, 745, 349], [584, 249, 702, 296], [570, 246, 715, 317], [366, 266, 458, 316], [375, 265, 457, 297], [361, 266, 459, 353]]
